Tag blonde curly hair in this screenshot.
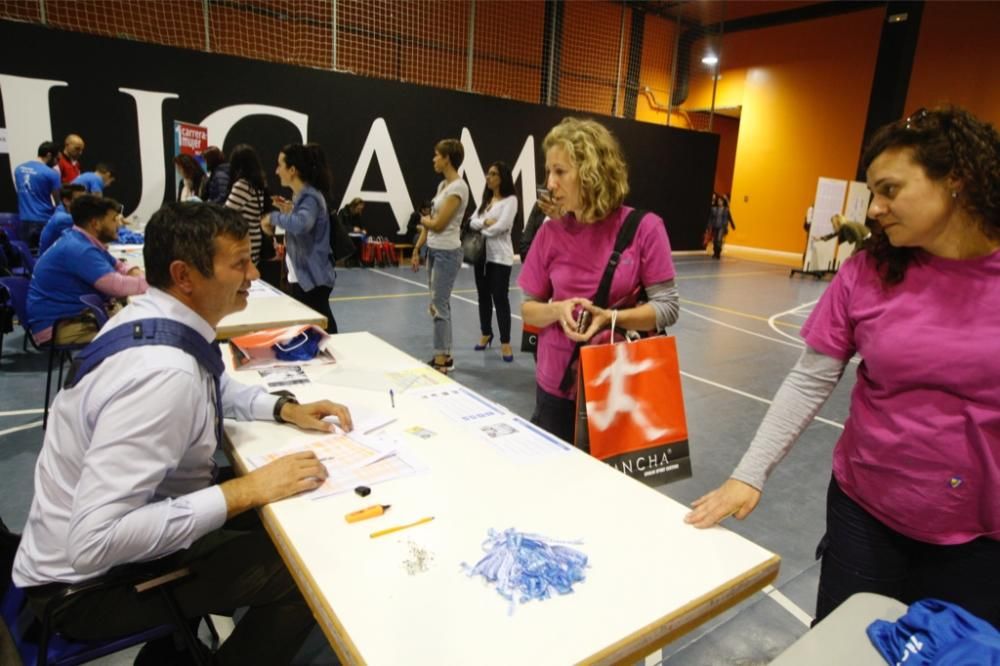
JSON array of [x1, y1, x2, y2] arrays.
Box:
[[542, 117, 629, 222]]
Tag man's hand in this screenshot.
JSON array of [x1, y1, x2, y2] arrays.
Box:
[[280, 400, 353, 433], [684, 478, 761, 528], [221, 451, 327, 517], [410, 251, 421, 272]]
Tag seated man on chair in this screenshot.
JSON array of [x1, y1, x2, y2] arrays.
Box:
[[27, 194, 147, 345], [38, 183, 87, 255], [12, 201, 353, 665]]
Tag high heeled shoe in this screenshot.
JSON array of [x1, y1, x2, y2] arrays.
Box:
[[501, 343, 514, 362], [474, 334, 494, 351]]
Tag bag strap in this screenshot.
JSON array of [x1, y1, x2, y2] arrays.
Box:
[[64, 318, 226, 447], [559, 208, 646, 393]]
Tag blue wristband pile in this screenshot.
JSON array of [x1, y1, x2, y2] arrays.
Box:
[[117, 228, 145, 244], [463, 528, 588, 613]]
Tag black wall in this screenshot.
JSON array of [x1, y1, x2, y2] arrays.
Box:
[[0, 20, 717, 251]]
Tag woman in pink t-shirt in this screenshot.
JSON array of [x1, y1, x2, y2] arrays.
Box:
[[518, 118, 679, 444], [687, 106, 1000, 628]]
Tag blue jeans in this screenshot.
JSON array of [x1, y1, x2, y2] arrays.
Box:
[[816, 476, 1000, 628], [426, 247, 462, 355]]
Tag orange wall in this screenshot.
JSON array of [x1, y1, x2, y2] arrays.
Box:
[[905, 1, 1000, 125], [684, 8, 884, 254]]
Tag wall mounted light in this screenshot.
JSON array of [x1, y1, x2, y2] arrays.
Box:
[[701, 54, 718, 66]]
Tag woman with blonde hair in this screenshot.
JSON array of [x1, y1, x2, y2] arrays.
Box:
[[518, 117, 680, 444]]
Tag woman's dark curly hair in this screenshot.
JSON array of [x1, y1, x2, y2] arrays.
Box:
[[861, 105, 1000, 286]]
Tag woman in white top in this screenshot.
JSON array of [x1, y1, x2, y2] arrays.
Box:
[[469, 161, 518, 361], [411, 138, 470, 373]]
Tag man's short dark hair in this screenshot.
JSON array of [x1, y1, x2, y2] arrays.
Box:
[[144, 202, 249, 289], [59, 184, 86, 202], [70, 195, 121, 228], [38, 141, 59, 159], [95, 162, 116, 178]]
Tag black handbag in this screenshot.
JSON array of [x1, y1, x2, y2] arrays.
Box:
[[461, 226, 485, 265]]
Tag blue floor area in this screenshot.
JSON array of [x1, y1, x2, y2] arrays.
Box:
[[1, 254, 845, 664]]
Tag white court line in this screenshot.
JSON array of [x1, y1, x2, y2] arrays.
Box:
[[0, 408, 45, 417], [680, 370, 844, 430], [680, 307, 805, 350], [369, 268, 847, 430], [763, 584, 814, 627], [0, 421, 42, 437], [767, 300, 819, 345], [370, 268, 524, 320]]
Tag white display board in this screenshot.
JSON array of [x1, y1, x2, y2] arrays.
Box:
[[844, 181, 872, 223]]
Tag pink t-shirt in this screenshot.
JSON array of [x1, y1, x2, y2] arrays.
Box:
[[801, 249, 1000, 545], [517, 206, 676, 399]]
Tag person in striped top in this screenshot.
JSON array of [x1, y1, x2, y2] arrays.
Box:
[[225, 144, 268, 265]]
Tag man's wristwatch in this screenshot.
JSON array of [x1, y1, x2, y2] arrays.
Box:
[[273, 395, 299, 423]]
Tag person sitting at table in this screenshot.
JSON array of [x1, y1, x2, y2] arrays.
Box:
[[338, 196, 366, 232], [686, 106, 1000, 629], [13, 201, 354, 665], [27, 195, 147, 345], [71, 163, 116, 195], [38, 183, 86, 255], [261, 143, 338, 333]]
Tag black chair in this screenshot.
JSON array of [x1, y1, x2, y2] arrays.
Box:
[[8, 240, 36, 277], [1, 517, 215, 666], [0, 277, 37, 362]]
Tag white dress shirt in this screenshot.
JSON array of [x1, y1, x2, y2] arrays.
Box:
[[13, 287, 278, 586]]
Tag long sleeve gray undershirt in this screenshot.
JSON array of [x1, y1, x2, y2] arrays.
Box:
[[731, 346, 849, 490], [521, 278, 680, 331]]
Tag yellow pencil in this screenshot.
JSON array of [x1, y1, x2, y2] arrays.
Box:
[[369, 516, 435, 539]]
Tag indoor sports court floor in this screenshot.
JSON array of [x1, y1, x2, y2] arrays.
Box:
[[0, 253, 851, 665]]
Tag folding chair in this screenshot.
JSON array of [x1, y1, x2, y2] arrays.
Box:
[[0, 277, 37, 360], [1, 516, 213, 666], [8, 241, 36, 277]]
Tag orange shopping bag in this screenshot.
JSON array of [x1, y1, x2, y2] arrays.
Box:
[[576, 334, 691, 486]]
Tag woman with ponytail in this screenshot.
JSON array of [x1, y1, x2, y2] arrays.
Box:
[[262, 142, 338, 333]]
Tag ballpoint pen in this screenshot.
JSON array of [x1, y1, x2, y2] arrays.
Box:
[[369, 516, 434, 538], [345, 504, 391, 523]]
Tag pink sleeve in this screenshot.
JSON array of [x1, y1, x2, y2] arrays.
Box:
[[94, 272, 149, 298], [800, 254, 863, 361], [517, 223, 554, 300], [637, 212, 676, 284]]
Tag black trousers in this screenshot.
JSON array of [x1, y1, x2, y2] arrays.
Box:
[[473, 260, 512, 343], [26, 511, 315, 665], [816, 476, 1000, 628], [530, 383, 577, 446], [291, 283, 337, 334]]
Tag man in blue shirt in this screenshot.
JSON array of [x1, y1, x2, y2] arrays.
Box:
[[14, 141, 61, 249], [27, 195, 147, 345], [14, 202, 353, 665], [71, 163, 115, 194], [38, 184, 86, 255]]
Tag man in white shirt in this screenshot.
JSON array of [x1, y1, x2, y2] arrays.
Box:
[[13, 202, 352, 665]]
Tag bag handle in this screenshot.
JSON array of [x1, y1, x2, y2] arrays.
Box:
[[559, 208, 646, 393]]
